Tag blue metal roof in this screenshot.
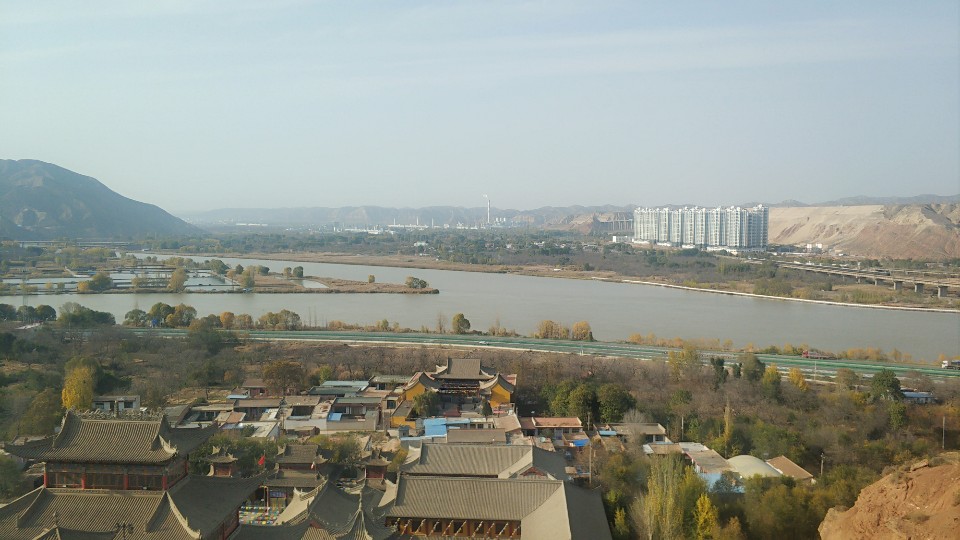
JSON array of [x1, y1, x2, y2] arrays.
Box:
[[423, 417, 448, 437], [328, 413, 343, 421]]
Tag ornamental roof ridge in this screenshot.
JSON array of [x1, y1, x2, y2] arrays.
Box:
[[71, 409, 167, 421]]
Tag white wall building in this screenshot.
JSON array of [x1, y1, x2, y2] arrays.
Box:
[[632, 205, 768, 250]]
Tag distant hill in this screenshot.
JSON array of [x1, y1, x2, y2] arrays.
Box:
[[179, 204, 636, 228], [770, 194, 960, 207], [769, 204, 960, 260], [0, 159, 200, 240]]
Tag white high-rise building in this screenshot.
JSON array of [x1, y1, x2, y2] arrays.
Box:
[[632, 205, 768, 250]]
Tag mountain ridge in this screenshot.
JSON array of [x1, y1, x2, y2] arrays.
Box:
[[179, 194, 960, 228], [0, 159, 200, 240]]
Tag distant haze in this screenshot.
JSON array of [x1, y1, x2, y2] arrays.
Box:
[[1, 2, 957, 213]]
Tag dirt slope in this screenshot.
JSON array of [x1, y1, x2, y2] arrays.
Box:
[[819, 453, 960, 539], [769, 204, 960, 260]]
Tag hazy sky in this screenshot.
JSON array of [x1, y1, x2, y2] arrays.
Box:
[[1, 1, 957, 213]]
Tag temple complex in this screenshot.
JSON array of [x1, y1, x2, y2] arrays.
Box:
[[0, 410, 264, 539], [402, 358, 516, 411]]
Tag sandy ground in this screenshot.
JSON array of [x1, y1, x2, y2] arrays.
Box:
[[770, 204, 960, 259]]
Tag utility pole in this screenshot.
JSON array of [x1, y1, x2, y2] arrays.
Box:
[[820, 452, 825, 478], [588, 411, 593, 488]]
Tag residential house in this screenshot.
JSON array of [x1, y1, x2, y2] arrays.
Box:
[[766, 455, 815, 483], [92, 394, 140, 413]]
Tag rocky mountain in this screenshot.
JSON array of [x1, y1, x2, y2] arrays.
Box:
[[819, 453, 960, 539], [769, 204, 960, 260], [0, 159, 200, 240]]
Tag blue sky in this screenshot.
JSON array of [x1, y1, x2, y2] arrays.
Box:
[[1, 1, 957, 212]]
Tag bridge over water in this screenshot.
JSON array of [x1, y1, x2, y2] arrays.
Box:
[[776, 262, 960, 297]]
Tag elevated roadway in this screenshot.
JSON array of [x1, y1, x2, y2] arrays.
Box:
[[126, 328, 960, 380], [776, 262, 960, 297]]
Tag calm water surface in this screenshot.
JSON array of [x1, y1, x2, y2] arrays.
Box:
[[2, 254, 957, 361]]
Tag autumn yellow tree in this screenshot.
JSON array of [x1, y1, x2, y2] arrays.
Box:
[[694, 493, 720, 539], [788, 368, 809, 392], [168, 268, 188, 292], [571, 321, 593, 341], [669, 344, 701, 381], [535, 320, 570, 339], [220, 311, 235, 329], [62, 366, 95, 410]]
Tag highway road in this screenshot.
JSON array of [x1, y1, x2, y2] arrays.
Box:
[[125, 328, 960, 380]]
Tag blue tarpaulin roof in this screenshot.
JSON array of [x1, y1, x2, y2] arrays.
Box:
[[572, 438, 590, 447], [424, 418, 448, 437], [328, 413, 343, 421]]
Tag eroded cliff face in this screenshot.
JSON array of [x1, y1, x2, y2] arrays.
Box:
[[769, 204, 960, 260], [819, 453, 960, 540]]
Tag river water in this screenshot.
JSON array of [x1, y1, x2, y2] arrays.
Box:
[[2, 254, 957, 361]]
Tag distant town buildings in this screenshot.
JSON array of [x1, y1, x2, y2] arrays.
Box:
[[633, 205, 769, 250]]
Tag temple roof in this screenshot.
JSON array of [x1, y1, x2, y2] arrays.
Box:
[[2, 411, 216, 465], [275, 444, 323, 465], [403, 443, 568, 480], [520, 482, 612, 540], [0, 473, 265, 540], [231, 484, 392, 540], [432, 358, 495, 381], [478, 373, 516, 393], [387, 476, 559, 521], [265, 470, 325, 489], [386, 476, 611, 539], [401, 372, 439, 392], [169, 473, 268, 535]]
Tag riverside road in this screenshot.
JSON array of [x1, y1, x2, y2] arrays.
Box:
[[127, 328, 959, 380]]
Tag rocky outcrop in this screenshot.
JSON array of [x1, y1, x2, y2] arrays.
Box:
[[819, 453, 960, 539]]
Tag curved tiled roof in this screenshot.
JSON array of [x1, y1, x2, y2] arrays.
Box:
[[3, 411, 216, 465], [0, 487, 197, 540], [168, 473, 268, 537], [433, 358, 493, 380], [402, 372, 440, 392], [275, 444, 323, 465], [521, 483, 612, 540], [479, 373, 515, 393], [387, 476, 560, 521], [404, 443, 568, 480]]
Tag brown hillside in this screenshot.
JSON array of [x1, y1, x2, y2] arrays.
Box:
[[769, 204, 960, 260], [819, 453, 960, 540]]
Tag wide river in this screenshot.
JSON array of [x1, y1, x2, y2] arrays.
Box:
[[3, 254, 958, 361]]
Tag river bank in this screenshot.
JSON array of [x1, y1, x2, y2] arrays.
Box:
[[611, 278, 960, 314], [161, 250, 956, 313]]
